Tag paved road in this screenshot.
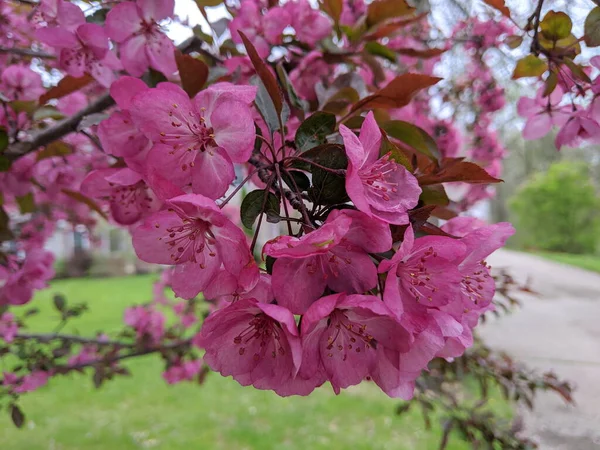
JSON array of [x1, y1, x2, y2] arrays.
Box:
[[481, 249, 600, 450]]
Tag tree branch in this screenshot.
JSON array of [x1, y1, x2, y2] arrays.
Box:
[[4, 93, 115, 161], [15, 332, 132, 347], [0, 47, 55, 59]]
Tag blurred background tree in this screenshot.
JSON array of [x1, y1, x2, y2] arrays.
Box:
[[509, 161, 600, 254]]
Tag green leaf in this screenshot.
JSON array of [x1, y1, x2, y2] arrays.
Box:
[[36, 141, 73, 161], [195, 0, 223, 6], [282, 170, 310, 192], [192, 25, 214, 45], [295, 112, 337, 152], [16, 193, 35, 214], [540, 11, 572, 41], [253, 78, 290, 134], [564, 58, 592, 84], [512, 55, 547, 79], [240, 189, 280, 229], [382, 120, 440, 161], [504, 35, 523, 49], [0, 207, 13, 242], [0, 155, 11, 172], [543, 71, 559, 97], [364, 42, 397, 63], [380, 131, 412, 171], [419, 185, 449, 206], [53, 294, 67, 313], [86, 8, 109, 24], [265, 255, 276, 275], [276, 63, 307, 112], [584, 7, 600, 47], [32, 107, 65, 121], [306, 145, 349, 205], [0, 129, 8, 152], [10, 404, 25, 429], [61, 189, 108, 220]]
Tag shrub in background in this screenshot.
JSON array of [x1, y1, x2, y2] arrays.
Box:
[[510, 161, 600, 254]]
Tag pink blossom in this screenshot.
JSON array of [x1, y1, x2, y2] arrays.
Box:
[[194, 298, 302, 394], [36, 22, 121, 87], [0, 250, 55, 306], [289, 51, 332, 101], [81, 168, 161, 225], [300, 293, 411, 394], [555, 111, 600, 150], [379, 227, 465, 330], [105, 0, 177, 77], [429, 120, 462, 158], [229, 1, 289, 58], [517, 86, 570, 140], [35, 0, 85, 31], [204, 270, 273, 305], [163, 359, 203, 384], [0, 154, 35, 199], [124, 305, 165, 344], [57, 91, 88, 115], [340, 112, 421, 224], [97, 76, 151, 163], [0, 312, 18, 343], [340, 0, 366, 26], [285, 0, 332, 46], [68, 345, 99, 367], [264, 209, 391, 314], [0, 65, 44, 101], [132, 194, 255, 299], [435, 221, 515, 358], [13, 371, 50, 394], [172, 301, 198, 328], [129, 82, 257, 199], [371, 323, 445, 399]]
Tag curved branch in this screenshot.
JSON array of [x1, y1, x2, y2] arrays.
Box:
[[4, 93, 115, 161], [0, 47, 56, 59]]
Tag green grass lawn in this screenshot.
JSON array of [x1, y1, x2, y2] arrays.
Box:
[[535, 251, 600, 274], [1, 275, 510, 450]]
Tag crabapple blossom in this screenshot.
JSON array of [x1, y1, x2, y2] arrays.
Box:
[[124, 305, 165, 344], [379, 227, 465, 329], [299, 293, 411, 394], [340, 112, 421, 225], [194, 298, 302, 393], [105, 0, 177, 77], [132, 194, 256, 299], [555, 111, 600, 150], [129, 83, 257, 199], [517, 86, 571, 140], [0, 65, 44, 101], [36, 22, 121, 87], [0, 313, 18, 343], [80, 168, 161, 226], [265, 210, 391, 314]]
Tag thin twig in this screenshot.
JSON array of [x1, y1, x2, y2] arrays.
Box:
[[0, 47, 55, 59]]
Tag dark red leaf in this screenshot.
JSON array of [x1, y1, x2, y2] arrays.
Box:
[[238, 31, 283, 116]]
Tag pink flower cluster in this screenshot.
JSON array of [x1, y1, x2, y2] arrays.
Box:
[[0, 250, 55, 307]]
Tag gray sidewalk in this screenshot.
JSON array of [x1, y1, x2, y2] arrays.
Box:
[[481, 249, 600, 450]]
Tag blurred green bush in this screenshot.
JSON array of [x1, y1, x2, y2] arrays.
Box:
[[509, 161, 600, 254]]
